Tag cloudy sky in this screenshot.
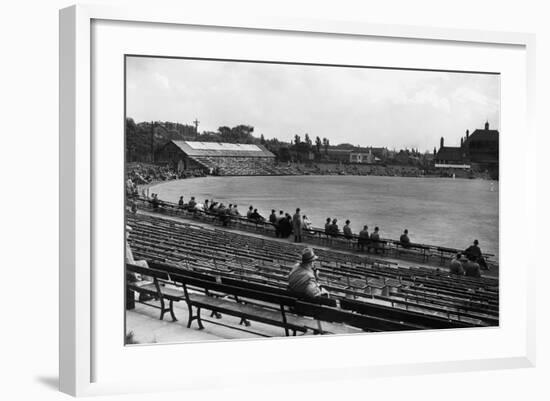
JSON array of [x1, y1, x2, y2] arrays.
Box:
[[126, 56, 500, 152]]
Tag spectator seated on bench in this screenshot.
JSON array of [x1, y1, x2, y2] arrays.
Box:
[[343, 220, 353, 240], [399, 229, 411, 249], [368, 227, 385, 254], [328, 219, 339, 237], [357, 225, 370, 252], [324, 218, 332, 237], [288, 248, 330, 298], [150, 193, 161, 210], [302, 215, 314, 234], [249, 208, 265, 223], [187, 196, 197, 212], [216, 203, 231, 226], [229, 204, 241, 217], [449, 253, 466, 276], [463, 256, 481, 278]]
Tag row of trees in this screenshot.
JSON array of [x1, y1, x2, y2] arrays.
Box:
[[285, 134, 331, 162], [125, 119, 260, 162], [125, 117, 326, 163], [125, 117, 434, 166]]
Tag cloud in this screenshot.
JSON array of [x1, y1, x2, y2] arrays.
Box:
[[407, 86, 451, 113], [454, 87, 490, 105], [125, 57, 500, 151], [153, 72, 170, 89]]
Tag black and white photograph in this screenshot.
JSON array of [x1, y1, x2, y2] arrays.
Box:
[[124, 55, 500, 344], [4, 0, 549, 398]]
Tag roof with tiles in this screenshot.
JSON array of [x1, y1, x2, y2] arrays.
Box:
[[435, 146, 464, 162]]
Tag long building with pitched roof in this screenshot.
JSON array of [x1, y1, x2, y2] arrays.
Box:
[[156, 140, 283, 176]]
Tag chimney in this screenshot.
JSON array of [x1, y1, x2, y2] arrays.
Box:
[[485, 121, 490, 130], [460, 137, 463, 147], [440, 137, 444, 149], [466, 129, 469, 139]]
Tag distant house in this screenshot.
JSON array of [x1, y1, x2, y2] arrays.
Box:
[[463, 122, 499, 166], [327, 148, 353, 163], [434, 139, 470, 169], [330, 146, 388, 164], [435, 122, 498, 173], [349, 151, 374, 164]]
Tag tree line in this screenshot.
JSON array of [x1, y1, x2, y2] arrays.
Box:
[[125, 117, 433, 167], [125, 118, 332, 163]]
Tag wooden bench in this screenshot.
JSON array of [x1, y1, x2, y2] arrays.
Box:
[[169, 271, 312, 336], [366, 238, 388, 255], [293, 301, 426, 333], [129, 262, 309, 336], [218, 277, 366, 334], [126, 263, 184, 322], [219, 276, 416, 334], [393, 241, 432, 262], [338, 298, 474, 329], [132, 263, 384, 335]]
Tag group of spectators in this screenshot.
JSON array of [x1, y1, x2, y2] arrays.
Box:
[[266, 208, 313, 242], [127, 163, 178, 185], [127, 163, 206, 187], [164, 194, 414, 256], [356, 225, 387, 254], [142, 193, 492, 278], [177, 196, 241, 226], [323, 219, 402, 255], [448, 240, 489, 277]]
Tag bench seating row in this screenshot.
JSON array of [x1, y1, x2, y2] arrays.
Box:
[[132, 197, 496, 269], [126, 213, 498, 326], [128, 262, 478, 337]]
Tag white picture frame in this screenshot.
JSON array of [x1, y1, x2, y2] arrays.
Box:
[[59, 4, 536, 397]]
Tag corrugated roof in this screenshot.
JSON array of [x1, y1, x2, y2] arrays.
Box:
[[170, 141, 275, 158]]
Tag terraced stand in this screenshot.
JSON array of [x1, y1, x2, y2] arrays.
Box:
[[190, 156, 298, 176], [126, 212, 499, 335]]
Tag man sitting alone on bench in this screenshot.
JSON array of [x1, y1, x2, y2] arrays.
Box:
[[288, 248, 329, 298], [399, 229, 411, 248]]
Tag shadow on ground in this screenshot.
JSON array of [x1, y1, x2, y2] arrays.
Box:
[[35, 376, 58, 391]]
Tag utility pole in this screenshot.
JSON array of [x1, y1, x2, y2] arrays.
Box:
[[193, 118, 200, 139], [150, 121, 155, 162]]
